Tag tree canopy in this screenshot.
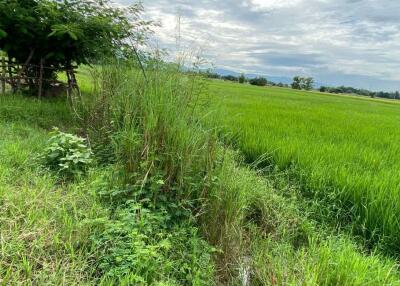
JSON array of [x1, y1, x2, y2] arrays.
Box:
[[249, 76, 267, 86], [238, 73, 246, 83], [291, 76, 314, 90], [0, 0, 151, 70]]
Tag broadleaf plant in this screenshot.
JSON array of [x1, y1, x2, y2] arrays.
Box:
[[40, 128, 92, 179]]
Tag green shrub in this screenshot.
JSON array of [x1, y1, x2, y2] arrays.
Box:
[[40, 128, 92, 178], [92, 201, 215, 285]]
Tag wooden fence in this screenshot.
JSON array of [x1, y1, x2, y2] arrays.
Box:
[[0, 56, 79, 98]]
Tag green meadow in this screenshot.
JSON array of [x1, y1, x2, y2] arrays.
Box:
[[210, 80, 400, 252]]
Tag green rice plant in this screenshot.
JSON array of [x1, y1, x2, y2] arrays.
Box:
[[210, 80, 400, 253], [251, 236, 400, 285]]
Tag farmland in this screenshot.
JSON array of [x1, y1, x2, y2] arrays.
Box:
[[209, 79, 400, 252]]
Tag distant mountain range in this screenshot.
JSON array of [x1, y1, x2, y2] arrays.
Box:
[[214, 68, 323, 87]]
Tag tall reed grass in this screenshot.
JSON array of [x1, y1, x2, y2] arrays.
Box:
[[78, 59, 217, 201], [72, 58, 219, 284]]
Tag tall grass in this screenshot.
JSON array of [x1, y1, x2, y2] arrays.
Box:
[[73, 59, 218, 284], [79, 60, 216, 198], [210, 80, 400, 253]]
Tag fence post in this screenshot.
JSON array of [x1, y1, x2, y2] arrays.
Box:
[[16, 63, 21, 91], [7, 58, 15, 93], [38, 58, 44, 98], [1, 57, 5, 94]]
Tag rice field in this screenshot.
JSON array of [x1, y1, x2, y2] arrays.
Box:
[[209, 80, 400, 252]]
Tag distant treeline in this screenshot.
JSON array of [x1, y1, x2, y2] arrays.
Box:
[[320, 86, 400, 100], [204, 71, 400, 100], [204, 71, 290, 87]]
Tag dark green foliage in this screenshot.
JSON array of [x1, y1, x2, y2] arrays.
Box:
[[277, 82, 289, 87], [238, 73, 246, 83], [303, 77, 314, 90], [204, 71, 221, 79], [222, 74, 239, 82], [0, 0, 151, 92], [291, 76, 314, 90], [291, 76, 302, 89], [40, 128, 92, 179], [319, 85, 400, 100], [91, 190, 215, 285], [202, 71, 240, 82], [249, 76, 267, 86], [0, 0, 149, 66]]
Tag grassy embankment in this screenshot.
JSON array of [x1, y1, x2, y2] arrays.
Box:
[[1, 66, 400, 285]]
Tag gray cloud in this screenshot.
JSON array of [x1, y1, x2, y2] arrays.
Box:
[[118, 0, 400, 91]]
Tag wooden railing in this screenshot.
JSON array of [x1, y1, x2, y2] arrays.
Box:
[[0, 56, 79, 98]]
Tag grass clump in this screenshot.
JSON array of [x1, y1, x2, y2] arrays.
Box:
[[0, 58, 218, 285], [72, 59, 217, 285]]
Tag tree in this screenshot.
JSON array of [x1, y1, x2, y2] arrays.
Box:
[[0, 0, 151, 93], [291, 76, 302, 89], [238, 73, 246, 84], [249, 76, 267, 86], [291, 76, 314, 90], [222, 75, 238, 82], [303, 77, 314, 90], [205, 71, 220, 79]]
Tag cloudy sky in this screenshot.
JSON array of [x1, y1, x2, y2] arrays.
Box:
[[117, 0, 400, 91]]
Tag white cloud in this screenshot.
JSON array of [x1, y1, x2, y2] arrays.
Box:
[[120, 0, 400, 90], [249, 0, 303, 10]]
